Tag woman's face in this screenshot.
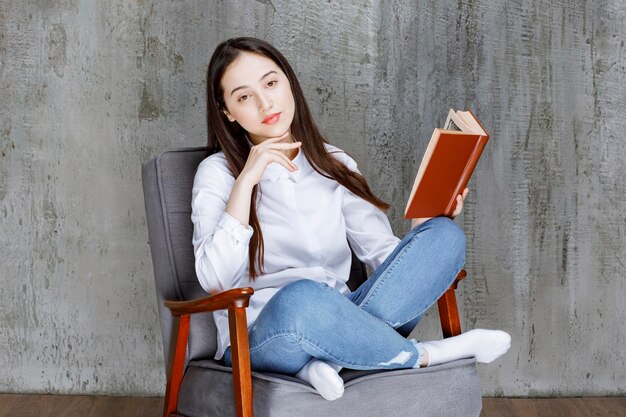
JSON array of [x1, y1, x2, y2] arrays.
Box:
[[220, 52, 296, 145]]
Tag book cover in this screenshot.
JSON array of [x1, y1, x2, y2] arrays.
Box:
[[404, 110, 489, 219]]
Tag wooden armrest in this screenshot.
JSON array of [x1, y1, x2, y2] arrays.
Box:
[[164, 287, 254, 316], [162, 287, 254, 417], [452, 269, 467, 289], [437, 269, 467, 338]]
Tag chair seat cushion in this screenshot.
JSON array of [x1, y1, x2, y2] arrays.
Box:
[[177, 358, 482, 417]]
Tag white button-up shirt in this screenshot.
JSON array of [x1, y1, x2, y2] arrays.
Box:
[[191, 143, 401, 360]]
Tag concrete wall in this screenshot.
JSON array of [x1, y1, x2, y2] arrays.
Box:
[[1, 0, 624, 396]]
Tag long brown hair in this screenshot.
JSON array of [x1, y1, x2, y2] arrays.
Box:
[[206, 36, 390, 280]]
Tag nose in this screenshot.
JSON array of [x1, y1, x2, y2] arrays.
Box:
[[258, 91, 272, 112]]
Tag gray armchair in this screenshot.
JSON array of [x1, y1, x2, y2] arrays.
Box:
[[141, 147, 482, 417]]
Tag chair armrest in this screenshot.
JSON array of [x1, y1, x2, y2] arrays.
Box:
[[437, 269, 467, 338], [451, 269, 467, 289], [162, 287, 255, 417], [164, 287, 254, 316]]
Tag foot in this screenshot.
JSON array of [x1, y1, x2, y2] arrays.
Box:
[[295, 358, 345, 401], [419, 329, 511, 367]]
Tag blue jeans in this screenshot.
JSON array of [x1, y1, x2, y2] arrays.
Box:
[[223, 216, 466, 374]]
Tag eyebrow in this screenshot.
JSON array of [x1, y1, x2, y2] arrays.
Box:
[[230, 70, 278, 96]]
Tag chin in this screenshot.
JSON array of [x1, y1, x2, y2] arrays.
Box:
[[250, 118, 293, 142], [265, 124, 291, 138]]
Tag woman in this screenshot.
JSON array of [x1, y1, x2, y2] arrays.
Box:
[[191, 36, 511, 401]]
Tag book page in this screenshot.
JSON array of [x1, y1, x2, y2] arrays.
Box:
[[405, 128, 441, 214], [457, 111, 486, 135], [443, 109, 473, 132]]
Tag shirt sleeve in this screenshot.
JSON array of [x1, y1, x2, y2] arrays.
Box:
[[191, 156, 254, 293], [338, 152, 401, 271]]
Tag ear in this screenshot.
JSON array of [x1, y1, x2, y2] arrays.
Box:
[[222, 109, 236, 123]]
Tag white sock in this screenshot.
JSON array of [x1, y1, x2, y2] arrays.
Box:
[[419, 329, 511, 367], [295, 358, 345, 401]]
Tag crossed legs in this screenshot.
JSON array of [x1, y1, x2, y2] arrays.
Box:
[[223, 217, 511, 400]]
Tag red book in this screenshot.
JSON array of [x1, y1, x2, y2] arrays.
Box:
[[404, 109, 490, 219]]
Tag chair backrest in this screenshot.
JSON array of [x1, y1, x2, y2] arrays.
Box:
[[142, 147, 368, 368]]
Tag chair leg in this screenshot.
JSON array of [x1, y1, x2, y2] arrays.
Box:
[[437, 270, 466, 338], [228, 306, 254, 417], [164, 314, 190, 417]]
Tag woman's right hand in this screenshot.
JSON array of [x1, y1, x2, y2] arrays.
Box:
[[238, 133, 302, 186]]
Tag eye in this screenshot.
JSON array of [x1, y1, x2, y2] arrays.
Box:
[[237, 94, 248, 102], [267, 80, 277, 87]]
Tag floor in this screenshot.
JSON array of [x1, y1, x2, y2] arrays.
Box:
[[480, 397, 626, 417], [0, 394, 624, 417]]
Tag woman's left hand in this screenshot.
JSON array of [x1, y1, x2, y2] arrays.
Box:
[[410, 188, 469, 229], [450, 187, 469, 219]]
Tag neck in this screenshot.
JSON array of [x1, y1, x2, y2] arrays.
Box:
[[286, 147, 299, 161]]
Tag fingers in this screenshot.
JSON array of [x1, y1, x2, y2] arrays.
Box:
[[453, 196, 462, 218], [271, 142, 302, 149], [451, 188, 469, 219], [456, 188, 468, 207], [252, 140, 302, 152], [242, 134, 302, 185], [267, 149, 299, 171], [259, 136, 301, 171]]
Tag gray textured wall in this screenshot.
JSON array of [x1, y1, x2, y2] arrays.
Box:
[[1, 0, 624, 397]]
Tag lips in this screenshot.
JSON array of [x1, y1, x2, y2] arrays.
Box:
[[262, 112, 281, 124]]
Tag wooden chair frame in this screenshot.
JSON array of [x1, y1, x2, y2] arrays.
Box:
[[162, 269, 467, 417]]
